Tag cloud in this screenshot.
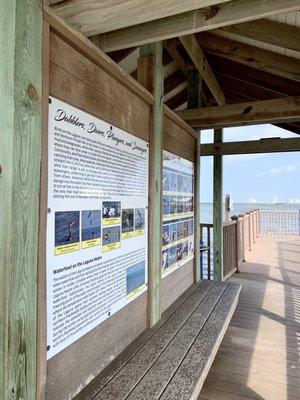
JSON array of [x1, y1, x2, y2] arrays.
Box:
[[269, 165, 296, 174]]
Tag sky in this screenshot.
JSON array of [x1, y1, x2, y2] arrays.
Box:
[[200, 124, 300, 203]]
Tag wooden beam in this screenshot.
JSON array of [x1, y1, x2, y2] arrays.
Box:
[[96, 0, 300, 51], [180, 35, 225, 105], [164, 70, 186, 95], [166, 88, 187, 110], [52, 0, 231, 36], [213, 129, 223, 281], [177, 97, 300, 129], [164, 39, 190, 75], [186, 69, 201, 283], [201, 138, 300, 156], [0, 0, 42, 400], [196, 32, 300, 82], [207, 53, 300, 97], [218, 18, 300, 53], [137, 43, 164, 327]]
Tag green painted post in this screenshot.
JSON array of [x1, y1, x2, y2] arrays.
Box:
[[138, 43, 163, 327], [0, 1, 42, 399], [213, 129, 224, 281], [187, 69, 202, 282]]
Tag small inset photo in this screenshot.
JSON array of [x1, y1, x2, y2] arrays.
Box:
[[126, 260, 146, 298], [162, 249, 169, 270], [102, 201, 121, 225], [162, 225, 170, 247], [81, 210, 101, 249], [169, 224, 177, 243], [122, 209, 134, 239], [135, 208, 145, 233], [102, 226, 121, 252], [170, 196, 177, 214], [163, 170, 170, 192], [55, 211, 80, 255], [169, 173, 177, 193], [177, 174, 184, 193], [163, 195, 170, 215], [169, 245, 177, 266]]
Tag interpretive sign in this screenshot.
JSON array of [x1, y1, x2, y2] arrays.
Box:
[[47, 97, 149, 359], [162, 150, 194, 277]]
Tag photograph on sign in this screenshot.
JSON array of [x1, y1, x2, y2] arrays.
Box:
[[161, 150, 194, 278]]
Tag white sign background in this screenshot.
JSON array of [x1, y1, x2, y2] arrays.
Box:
[[46, 97, 149, 359]]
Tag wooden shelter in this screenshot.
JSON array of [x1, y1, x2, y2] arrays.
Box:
[[1, 1, 300, 400]]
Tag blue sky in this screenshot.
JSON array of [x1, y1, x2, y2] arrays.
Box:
[[200, 125, 300, 203]]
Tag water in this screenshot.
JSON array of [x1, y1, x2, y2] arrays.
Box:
[[200, 202, 300, 224]]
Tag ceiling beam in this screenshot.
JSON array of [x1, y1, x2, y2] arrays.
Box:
[[164, 39, 190, 74], [166, 88, 188, 110], [196, 33, 300, 82], [52, 0, 231, 36], [95, 0, 300, 51], [179, 34, 225, 105], [176, 96, 300, 129], [206, 53, 300, 97], [217, 18, 300, 53], [201, 138, 300, 156]]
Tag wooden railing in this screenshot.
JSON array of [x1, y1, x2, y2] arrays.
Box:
[[200, 210, 260, 280]]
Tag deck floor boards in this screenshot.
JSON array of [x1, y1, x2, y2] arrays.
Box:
[[198, 234, 300, 400]]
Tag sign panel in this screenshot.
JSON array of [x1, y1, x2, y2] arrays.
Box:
[[47, 97, 149, 359], [162, 150, 194, 277]]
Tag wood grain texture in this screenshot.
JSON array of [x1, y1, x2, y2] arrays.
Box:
[[0, 1, 42, 400], [196, 32, 300, 82], [176, 97, 300, 129], [218, 18, 300, 53], [96, 0, 300, 51], [161, 284, 241, 400], [180, 35, 225, 105], [92, 281, 214, 400], [51, 0, 231, 36], [213, 129, 224, 281]]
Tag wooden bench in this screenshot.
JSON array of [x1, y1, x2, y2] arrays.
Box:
[[75, 280, 241, 400]]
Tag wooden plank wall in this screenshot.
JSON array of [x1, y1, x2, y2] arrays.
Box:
[[45, 29, 196, 400]]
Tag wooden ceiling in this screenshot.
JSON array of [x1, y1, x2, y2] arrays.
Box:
[[49, 0, 300, 134]]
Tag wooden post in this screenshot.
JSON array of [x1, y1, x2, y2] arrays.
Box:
[[0, 1, 42, 400], [187, 69, 201, 282], [138, 42, 163, 327], [239, 214, 246, 262], [213, 129, 223, 281], [247, 212, 252, 251], [252, 210, 256, 243]]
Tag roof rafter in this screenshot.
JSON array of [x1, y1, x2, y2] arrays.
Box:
[[196, 33, 300, 82], [217, 18, 300, 53]]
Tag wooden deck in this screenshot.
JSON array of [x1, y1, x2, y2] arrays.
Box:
[[198, 234, 300, 400]]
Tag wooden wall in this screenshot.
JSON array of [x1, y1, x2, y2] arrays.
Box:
[[44, 24, 196, 400]]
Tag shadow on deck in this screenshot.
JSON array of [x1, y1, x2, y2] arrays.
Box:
[[199, 234, 300, 400]]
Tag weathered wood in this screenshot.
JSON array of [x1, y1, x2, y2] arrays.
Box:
[[218, 18, 300, 53], [161, 284, 241, 400], [196, 32, 300, 82], [164, 38, 190, 74], [75, 283, 200, 400], [165, 69, 186, 95], [51, 0, 231, 36], [166, 87, 188, 110], [126, 283, 229, 399], [201, 138, 300, 156], [176, 97, 300, 129], [96, 0, 300, 51], [0, 1, 42, 400], [137, 43, 164, 327], [180, 35, 225, 105], [92, 281, 214, 400], [213, 129, 223, 281]]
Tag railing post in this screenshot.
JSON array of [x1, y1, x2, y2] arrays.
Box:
[[246, 212, 252, 251], [239, 214, 246, 262], [252, 210, 256, 244]]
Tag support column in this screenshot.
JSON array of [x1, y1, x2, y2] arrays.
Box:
[[187, 69, 202, 282], [0, 1, 42, 400], [213, 129, 223, 281], [137, 43, 163, 327]]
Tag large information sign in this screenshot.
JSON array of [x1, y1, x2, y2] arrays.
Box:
[[162, 151, 194, 277], [46, 97, 149, 359]]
